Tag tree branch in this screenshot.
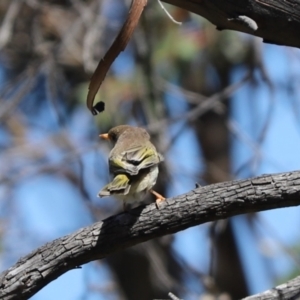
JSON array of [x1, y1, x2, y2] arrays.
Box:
[[1, 170, 300, 299], [162, 0, 300, 49], [242, 275, 300, 300]]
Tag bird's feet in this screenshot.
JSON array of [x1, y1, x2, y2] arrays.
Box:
[[150, 189, 166, 209]]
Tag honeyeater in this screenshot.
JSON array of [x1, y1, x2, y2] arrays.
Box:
[[98, 125, 165, 210]]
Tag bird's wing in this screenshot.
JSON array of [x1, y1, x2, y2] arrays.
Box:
[[109, 156, 139, 175], [98, 174, 130, 197], [126, 146, 162, 168], [109, 146, 163, 175]]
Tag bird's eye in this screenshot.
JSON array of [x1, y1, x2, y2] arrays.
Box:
[[110, 133, 117, 142]]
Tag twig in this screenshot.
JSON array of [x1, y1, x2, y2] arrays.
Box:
[[147, 72, 251, 134], [0, 67, 38, 123], [157, 0, 182, 25], [0, 0, 22, 49], [168, 292, 182, 300]]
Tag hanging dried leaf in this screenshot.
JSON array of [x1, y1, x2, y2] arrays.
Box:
[[86, 0, 148, 115]]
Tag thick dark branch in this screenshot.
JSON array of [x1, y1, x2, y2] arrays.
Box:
[[163, 0, 300, 49], [2, 170, 300, 299], [242, 275, 300, 300]]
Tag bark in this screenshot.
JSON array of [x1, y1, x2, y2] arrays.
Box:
[[1, 170, 300, 299], [242, 275, 300, 300], [163, 0, 300, 49]]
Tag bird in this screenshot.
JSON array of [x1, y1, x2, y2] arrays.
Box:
[[98, 125, 165, 211]]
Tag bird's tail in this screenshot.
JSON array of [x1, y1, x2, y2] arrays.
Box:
[[97, 174, 131, 197]]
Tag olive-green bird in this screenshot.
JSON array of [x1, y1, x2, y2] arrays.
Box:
[[98, 125, 165, 210]]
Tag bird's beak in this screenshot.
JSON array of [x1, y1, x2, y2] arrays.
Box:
[[99, 133, 110, 140]]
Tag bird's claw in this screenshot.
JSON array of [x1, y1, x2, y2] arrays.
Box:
[[150, 189, 165, 209]]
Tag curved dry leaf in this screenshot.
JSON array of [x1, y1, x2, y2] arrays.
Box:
[[86, 0, 148, 115]]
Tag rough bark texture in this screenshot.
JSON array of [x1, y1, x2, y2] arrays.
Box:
[[163, 0, 300, 48], [243, 275, 300, 300], [1, 170, 300, 299]]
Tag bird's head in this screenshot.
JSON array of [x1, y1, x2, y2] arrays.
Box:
[[99, 125, 139, 144]]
